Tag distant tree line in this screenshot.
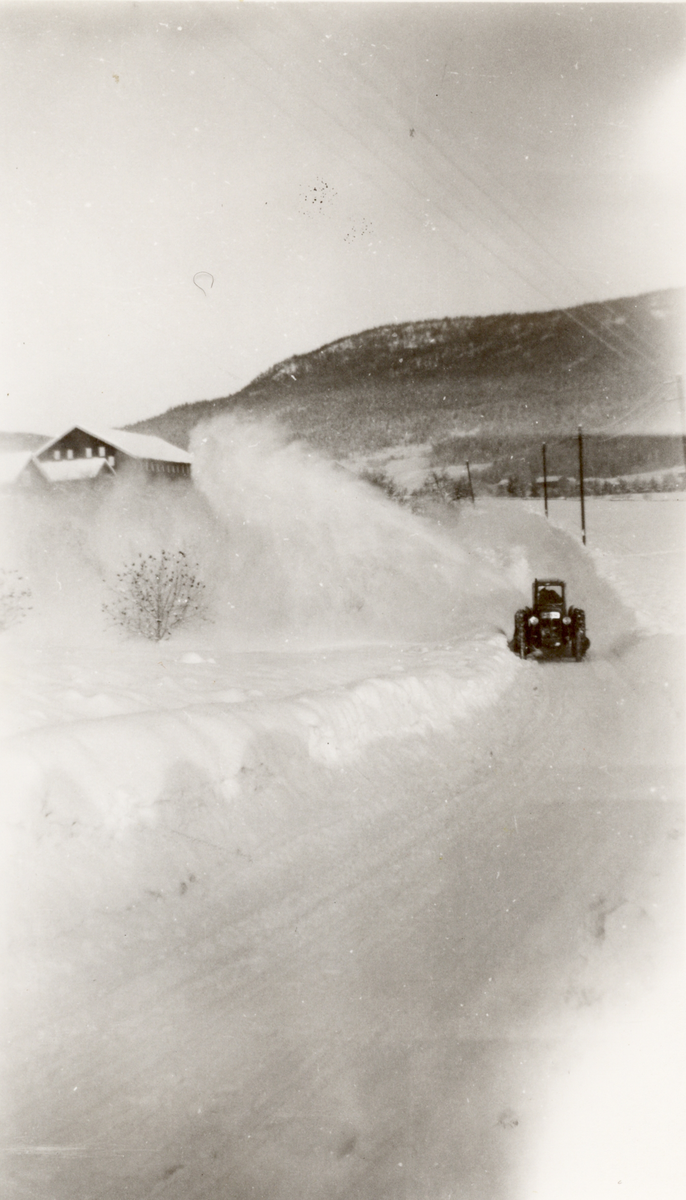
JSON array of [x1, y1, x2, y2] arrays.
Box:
[[361, 463, 685, 506], [502, 471, 685, 498]]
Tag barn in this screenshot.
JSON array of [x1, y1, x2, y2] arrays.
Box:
[[33, 425, 192, 481], [535, 475, 574, 497]]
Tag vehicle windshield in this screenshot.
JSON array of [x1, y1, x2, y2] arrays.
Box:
[[537, 587, 563, 606]]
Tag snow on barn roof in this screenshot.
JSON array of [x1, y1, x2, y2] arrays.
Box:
[[37, 425, 193, 465], [95, 426, 193, 464], [36, 457, 115, 483], [0, 450, 33, 485]]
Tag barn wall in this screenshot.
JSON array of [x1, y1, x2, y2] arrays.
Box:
[[38, 430, 118, 465]]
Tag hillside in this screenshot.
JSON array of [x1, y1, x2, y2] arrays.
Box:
[[126, 290, 685, 478], [0, 431, 49, 453]]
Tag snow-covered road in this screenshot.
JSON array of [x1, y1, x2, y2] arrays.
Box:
[[1, 478, 683, 1198]]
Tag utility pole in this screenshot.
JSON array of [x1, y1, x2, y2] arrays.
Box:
[[541, 442, 549, 518], [578, 424, 586, 546], [677, 375, 686, 471], [465, 460, 475, 504]]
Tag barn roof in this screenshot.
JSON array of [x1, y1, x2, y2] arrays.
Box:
[[37, 425, 192, 465]]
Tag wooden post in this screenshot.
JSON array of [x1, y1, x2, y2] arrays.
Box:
[[578, 424, 586, 545], [465, 460, 475, 504], [542, 442, 549, 518]]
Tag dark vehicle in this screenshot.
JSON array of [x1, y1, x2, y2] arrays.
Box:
[[509, 579, 590, 661]]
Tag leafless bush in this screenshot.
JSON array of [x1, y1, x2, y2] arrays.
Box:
[[0, 568, 32, 630], [359, 468, 410, 503], [420, 471, 473, 503], [103, 550, 207, 641]]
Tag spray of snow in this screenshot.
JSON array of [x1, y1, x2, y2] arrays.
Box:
[[188, 413, 509, 644], [1, 413, 516, 649]]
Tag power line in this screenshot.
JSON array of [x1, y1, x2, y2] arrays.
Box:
[[178, 12, 675, 407], [287, 6, 666, 369]]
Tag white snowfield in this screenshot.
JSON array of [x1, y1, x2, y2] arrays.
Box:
[[0, 416, 684, 1200]]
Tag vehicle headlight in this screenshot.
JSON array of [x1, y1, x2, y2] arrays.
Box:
[[562, 616, 571, 625], [528, 616, 539, 625]]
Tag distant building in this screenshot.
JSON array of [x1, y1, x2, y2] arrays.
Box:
[[33, 425, 192, 482], [535, 475, 574, 497]]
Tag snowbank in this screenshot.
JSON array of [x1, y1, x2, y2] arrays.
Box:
[[541, 497, 686, 636], [1, 635, 517, 840]]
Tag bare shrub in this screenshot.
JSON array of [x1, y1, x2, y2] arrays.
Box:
[[420, 471, 473, 503], [359, 468, 409, 503], [0, 568, 32, 630], [103, 550, 207, 641]]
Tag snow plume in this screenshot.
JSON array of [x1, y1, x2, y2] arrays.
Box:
[[190, 412, 507, 643]]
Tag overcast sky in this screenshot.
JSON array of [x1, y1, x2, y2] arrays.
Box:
[[2, 1, 684, 435]]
